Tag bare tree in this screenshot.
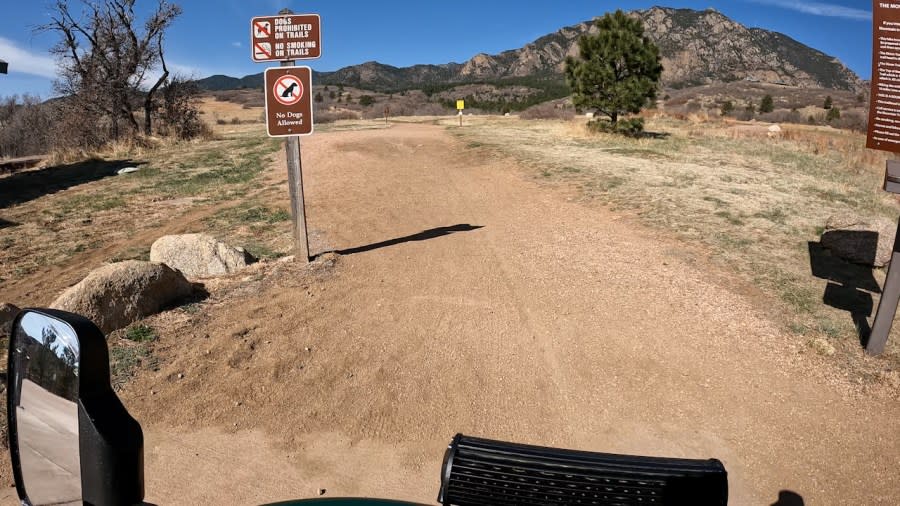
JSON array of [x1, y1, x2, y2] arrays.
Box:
[[41, 0, 182, 140]]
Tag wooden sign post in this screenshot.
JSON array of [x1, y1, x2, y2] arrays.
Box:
[[252, 9, 321, 262], [457, 100, 465, 127], [865, 3, 900, 355]]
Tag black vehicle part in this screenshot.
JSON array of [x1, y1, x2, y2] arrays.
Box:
[[438, 434, 727, 506], [7, 308, 144, 506]]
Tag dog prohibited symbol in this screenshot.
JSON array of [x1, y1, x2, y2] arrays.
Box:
[[253, 20, 271, 38], [273, 74, 304, 106]]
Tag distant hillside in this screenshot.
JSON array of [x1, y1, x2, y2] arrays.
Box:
[[198, 6, 864, 93]]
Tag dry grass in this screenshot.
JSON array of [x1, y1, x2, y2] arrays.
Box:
[[451, 115, 900, 376], [0, 122, 287, 301], [199, 97, 265, 126]]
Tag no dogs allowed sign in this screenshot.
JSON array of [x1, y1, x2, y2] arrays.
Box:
[[264, 66, 314, 137]]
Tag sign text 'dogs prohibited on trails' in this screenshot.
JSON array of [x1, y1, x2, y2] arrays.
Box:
[[251, 14, 321, 62]]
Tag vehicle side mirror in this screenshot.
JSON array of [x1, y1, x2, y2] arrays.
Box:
[[7, 309, 144, 506]]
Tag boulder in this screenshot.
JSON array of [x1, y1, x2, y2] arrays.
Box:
[[0, 303, 21, 337], [767, 124, 783, 138], [51, 261, 193, 334], [821, 215, 897, 267], [150, 234, 255, 279]]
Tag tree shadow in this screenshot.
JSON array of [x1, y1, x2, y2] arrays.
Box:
[[0, 159, 139, 209], [770, 490, 805, 506], [317, 224, 484, 258], [637, 131, 671, 140], [0, 217, 18, 229], [808, 239, 881, 346]]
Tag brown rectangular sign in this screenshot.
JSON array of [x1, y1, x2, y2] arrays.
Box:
[[251, 14, 321, 62], [868, 3, 900, 152], [265, 66, 314, 137]]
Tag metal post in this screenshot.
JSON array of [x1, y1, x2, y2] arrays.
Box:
[[868, 217, 900, 355], [281, 59, 310, 262]]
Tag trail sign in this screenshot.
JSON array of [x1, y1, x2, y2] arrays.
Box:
[[867, 3, 900, 356], [456, 100, 465, 110], [868, 4, 900, 153], [251, 14, 321, 62], [265, 66, 314, 137]]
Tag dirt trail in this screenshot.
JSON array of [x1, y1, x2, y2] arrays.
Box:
[[9, 123, 895, 504]]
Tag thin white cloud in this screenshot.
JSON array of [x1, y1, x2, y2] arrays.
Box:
[[0, 37, 58, 79], [747, 0, 871, 21]]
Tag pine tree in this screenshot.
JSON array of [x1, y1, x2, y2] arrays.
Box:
[[759, 94, 774, 113], [314, 92, 323, 103], [824, 96, 833, 110], [564, 10, 662, 129]]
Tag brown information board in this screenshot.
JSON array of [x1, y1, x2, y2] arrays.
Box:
[[251, 14, 321, 62], [868, 3, 900, 152], [265, 66, 314, 137]]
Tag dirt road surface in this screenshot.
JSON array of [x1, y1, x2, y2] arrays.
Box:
[[4, 123, 897, 504]]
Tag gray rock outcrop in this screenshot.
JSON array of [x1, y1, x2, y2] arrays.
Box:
[[51, 261, 193, 334], [821, 215, 897, 267], [150, 234, 255, 279]]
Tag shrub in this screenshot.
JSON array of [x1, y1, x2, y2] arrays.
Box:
[[358, 95, 375, 107], [720, 100, 734, 116], [316, 110, 359, 124], [759, 94, 774, 113], [826, 107, 841, 122]]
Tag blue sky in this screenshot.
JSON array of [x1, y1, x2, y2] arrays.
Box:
[[0, 0, 873, 98]]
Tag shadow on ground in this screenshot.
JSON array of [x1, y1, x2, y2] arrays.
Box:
[[321, 224, 484, 257], [770, 490, 805, 506], [0, 159, 139, 209], [808, 238, 881, 346], [0, 217, 17, 229]]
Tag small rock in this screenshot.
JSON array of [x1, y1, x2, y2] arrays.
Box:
[[304, 346, 311, 352], [318, 489, 327, 496], [811, 338, 836, 356], [235, 401, 242, 407], [0, 303, 21, 338], [116, 166, 140, 175], [177, 373, 184, 379]]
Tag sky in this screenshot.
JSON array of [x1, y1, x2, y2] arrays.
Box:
[[0, 0, 874, 98]]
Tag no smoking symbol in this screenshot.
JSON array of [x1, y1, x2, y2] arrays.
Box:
[[274, 75, 304, 106]]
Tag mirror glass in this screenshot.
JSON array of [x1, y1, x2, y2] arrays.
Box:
[[10, 311, 82, 506]]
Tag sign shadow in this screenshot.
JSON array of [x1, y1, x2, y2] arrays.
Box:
[[319, 224, 484, 258], [808, 238, 882, 346]]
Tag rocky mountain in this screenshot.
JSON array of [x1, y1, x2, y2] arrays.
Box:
[[198, 6, 864, 93]]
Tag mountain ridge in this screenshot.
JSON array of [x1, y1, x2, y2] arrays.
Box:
[[198, 7, 864, 93]]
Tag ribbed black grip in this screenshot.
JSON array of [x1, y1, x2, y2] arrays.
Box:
[[438, 434, 727, 506]]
